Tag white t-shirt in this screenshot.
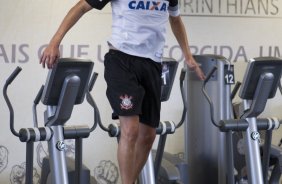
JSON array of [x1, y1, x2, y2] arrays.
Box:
[[86, 0, 180, 62]]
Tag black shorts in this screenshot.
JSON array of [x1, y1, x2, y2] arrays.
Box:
[[104, 49, 162, 128]]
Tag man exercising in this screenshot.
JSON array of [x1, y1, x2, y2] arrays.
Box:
[[40, 0, 205, 183]]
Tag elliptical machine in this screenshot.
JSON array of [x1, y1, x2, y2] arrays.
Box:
[[3, 58, 98, 184], [202, 57, 282, 184]]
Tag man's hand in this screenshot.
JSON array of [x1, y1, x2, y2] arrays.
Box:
[[39, 0, 93, 69], [40, 44, 60, 69], [186, 57, 206, 80]]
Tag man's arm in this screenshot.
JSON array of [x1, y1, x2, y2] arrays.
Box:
[[169, 15, 205, 80], [40, 0, 93, 68]]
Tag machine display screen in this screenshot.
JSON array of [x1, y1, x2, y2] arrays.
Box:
[[41, 58, 94, 105], [239, 57, 282, 100]]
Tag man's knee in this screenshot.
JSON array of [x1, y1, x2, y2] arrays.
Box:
[[138, 126, 156, 146], [120, 127, 139, 144], [119, 116, 139, 144], [142, 132, 156, 143]]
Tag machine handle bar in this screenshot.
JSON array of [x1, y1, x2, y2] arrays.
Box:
[[86, 72, 103, 132], [32, 85, 45, 128], [86, 92, 101, 132], [230, 82, 241, 101], [278, 81, 282, 95], [3, 67, 22, 137], [5, 66, 22, 85], [34, 85, 44, 105], [89, 72, 98, 92], [203, 66, 217, 84], [175, 68, 187, 129], [202, 66, 220, 128]]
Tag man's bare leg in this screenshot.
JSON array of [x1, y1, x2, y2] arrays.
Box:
[[118, 115, 140, 184], [118, 116, 156, 184], [132, 123, 156, 181]]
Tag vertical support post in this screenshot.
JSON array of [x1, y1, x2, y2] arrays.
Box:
[[25, 142, 34, 184], [48, 125, 69, 184], [154, 134, 167, 180], [243, 116, 264, 184], [262, 130, 272, 184], [75, 138, 83, 184], [139, 152, 156, 184], [226, 131, 235, 184]]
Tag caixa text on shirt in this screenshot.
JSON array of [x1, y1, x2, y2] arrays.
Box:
[[128, 1, 168, 11]]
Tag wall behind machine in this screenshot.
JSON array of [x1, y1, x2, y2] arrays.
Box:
[[1, 0, 282, 183]]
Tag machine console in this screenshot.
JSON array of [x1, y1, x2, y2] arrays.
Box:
[[239, 57, 282, 100], [41, 58, 94, 105]]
